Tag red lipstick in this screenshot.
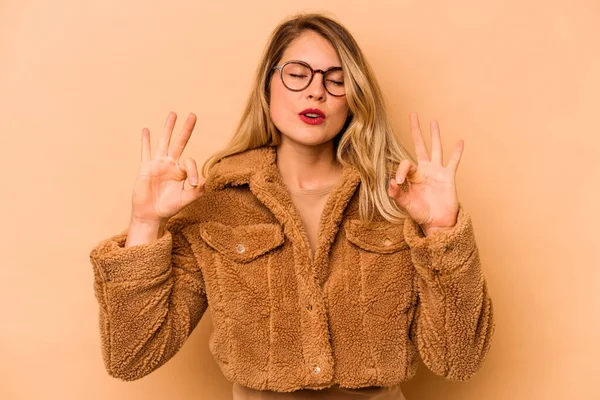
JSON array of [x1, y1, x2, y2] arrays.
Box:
[[298, 108, 326, 125]]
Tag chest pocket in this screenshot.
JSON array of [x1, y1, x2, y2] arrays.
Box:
[[199, 222, 285, 364], [344, 219, 409, 253], [343, 219, 416, 365], [200, 221, 285, 263], [343, 218, 415, 314]]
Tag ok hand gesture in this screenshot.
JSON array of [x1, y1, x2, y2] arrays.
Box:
[[130, 112, 205, 224], [388, 112, 462, 236]]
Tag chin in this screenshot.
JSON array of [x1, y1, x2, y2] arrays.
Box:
[[281, 130, 337, 148]]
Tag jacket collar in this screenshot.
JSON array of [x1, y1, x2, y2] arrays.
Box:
[[205, 145, 361, 193], [205, 145, 278, 191], [205, 145, 362, 280]]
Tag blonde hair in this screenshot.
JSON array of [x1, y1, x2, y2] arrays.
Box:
[[202, 12, 415, 224]]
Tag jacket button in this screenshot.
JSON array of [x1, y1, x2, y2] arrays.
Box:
[[235, 244, 246, 253], [383, 238, 392, 246], [313, 366, 321, 374]]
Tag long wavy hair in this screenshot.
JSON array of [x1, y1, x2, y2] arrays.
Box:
[[202, 12, 416, 224]]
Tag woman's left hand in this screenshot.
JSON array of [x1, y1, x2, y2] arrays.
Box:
[[388, 112, 463, 236]]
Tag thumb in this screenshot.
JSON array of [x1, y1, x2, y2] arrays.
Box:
[[180, 177, 206, 207], [388, 178, 409, 209]]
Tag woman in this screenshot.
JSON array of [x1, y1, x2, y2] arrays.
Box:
[[89, 12, 495, 400]]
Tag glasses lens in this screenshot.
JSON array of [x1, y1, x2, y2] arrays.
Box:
[[281, 62, 312, 90], [324, 68, 345, 96], [280, 63, 346, 96]]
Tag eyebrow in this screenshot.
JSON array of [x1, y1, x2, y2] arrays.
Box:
[[285, 59, 343, 70]]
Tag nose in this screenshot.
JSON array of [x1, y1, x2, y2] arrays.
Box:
[[306, 71, 326, 101]]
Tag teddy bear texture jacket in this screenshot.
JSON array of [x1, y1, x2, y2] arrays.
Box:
[[89, 145, 495, 392]]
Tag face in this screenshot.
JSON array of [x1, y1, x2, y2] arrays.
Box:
[[269, 31, 350, 149]]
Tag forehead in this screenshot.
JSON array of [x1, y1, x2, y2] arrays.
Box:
[[280, 31, 341, 69]]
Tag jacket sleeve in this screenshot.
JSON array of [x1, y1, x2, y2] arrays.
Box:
[[403, 203, 495, 381], [89, 213, 208, 381]]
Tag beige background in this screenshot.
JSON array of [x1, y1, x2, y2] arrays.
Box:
[[1, 0, 598, 399]]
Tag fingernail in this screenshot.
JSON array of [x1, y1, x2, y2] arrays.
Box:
[[190, 178, 198, 185]]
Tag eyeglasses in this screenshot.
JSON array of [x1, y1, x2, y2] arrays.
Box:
[[272, 60, 346, 97]]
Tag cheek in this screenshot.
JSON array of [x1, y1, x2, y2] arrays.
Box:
[[269, 81, 293, 126], [331, 102, 350, 124]]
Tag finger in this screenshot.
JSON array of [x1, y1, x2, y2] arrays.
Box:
[[395, 159, 410, 183], [396, 159, 418, 183], [156, 111, 176, 157], [181, 158, 200, 186], [180, 159, 205, 206], [388, 178, 408, 208], [181, 175, 206, 206], [409, 112, 430, 162], [447, 139, 464, 173], [430, 120, 443, 164], [388, 178, 398, 197], [168, 113, 197, 160], [141, 128, 151, 164]]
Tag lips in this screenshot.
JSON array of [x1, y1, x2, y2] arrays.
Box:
[[299, 108, 326, 118], [298, 108, 326, 125]]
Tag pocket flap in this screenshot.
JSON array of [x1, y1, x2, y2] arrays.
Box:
[[345, 219, 408, 253], [200, 222, 285, 263]]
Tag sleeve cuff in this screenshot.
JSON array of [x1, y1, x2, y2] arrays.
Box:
[[403, 203, 477, 274], [89, 229, 173, 282]]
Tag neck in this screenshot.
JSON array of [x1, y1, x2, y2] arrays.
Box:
[[275, 139, 342, 190]]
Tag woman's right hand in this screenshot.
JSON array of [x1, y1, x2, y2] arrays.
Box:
[[130, 111, 205, 225]]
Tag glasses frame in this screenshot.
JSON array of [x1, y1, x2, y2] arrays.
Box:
[[272, 60, 346, 97]]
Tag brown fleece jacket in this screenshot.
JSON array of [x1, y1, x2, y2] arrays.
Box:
[[89, 145, 495, 392]]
